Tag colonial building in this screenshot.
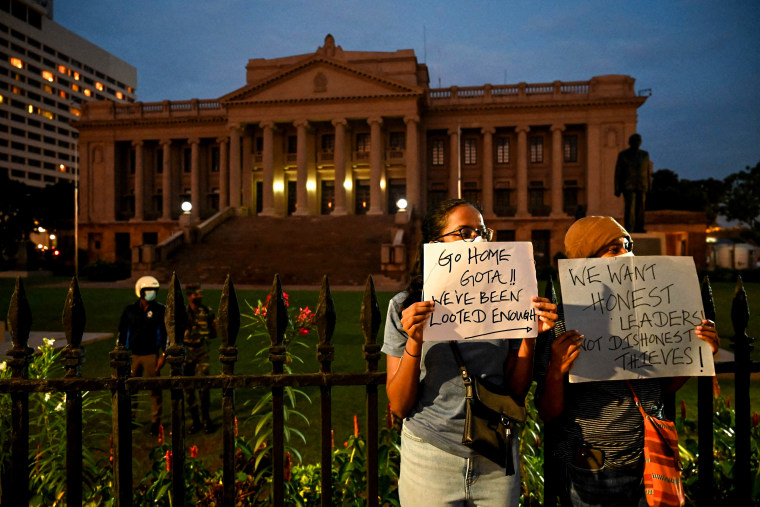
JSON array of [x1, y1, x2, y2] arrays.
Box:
[[75, 35, 647, 266], [1, 0, 136, 187]]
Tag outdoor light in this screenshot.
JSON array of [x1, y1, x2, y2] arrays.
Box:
[[343, 180, 352, 190], [181, 201, 192, 214], [306, 180, 316, 191], [273, 181, 284, 192], [49, 234, 56, 240], [396, 198, 408, 211]]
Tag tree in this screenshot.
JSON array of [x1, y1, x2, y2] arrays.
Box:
[[0, 172, 35, 269], [647, 169, 725, 223], [720, 162, 760, 243]]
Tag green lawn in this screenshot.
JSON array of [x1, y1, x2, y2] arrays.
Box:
[[1, 276, 759, 469]]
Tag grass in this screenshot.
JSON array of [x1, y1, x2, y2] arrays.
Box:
[[1, 275, 759, 472]]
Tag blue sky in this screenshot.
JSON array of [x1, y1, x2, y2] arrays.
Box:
[[55, 0, 760, 181]]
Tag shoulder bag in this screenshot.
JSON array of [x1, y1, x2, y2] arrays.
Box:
[[626, 380, 685, 507], [450, 341, 527, 475]]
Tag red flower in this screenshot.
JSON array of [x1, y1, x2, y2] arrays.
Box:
[[284, 451, 292, 482], [165, 450, 172, 472], [680, 400, 687, 420], [713, 376, 721, 398], [386, 403, 393, 429], [354, 414, 360, 437], [299, 328, 309, 336], [234, 416, 238, 437], [190, 445, 198, 459], [158, 424, 164, 445], [726, 396, 731, 408], [753, 412, 759, 428], [331, 429, 335, 449]]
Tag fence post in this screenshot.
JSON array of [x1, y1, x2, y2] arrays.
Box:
[[361, 275, 381, 507], [697, 276, 715, 504], [218, 274, 240, 507], [62, 277, 85, 506], [5, 278, 32, 507], [541, 276, 561, 507], [316, 275, 336, 507], [165, 273, 188, 505], [730, 276, 753, 504], [266, 274, 288, 507], [110, 339, 132, 505]]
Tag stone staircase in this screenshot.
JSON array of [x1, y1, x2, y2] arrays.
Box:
[[156, 214, 409, 288]]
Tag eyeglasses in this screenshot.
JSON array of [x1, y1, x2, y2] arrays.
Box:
[[434, 226, 494, 242]]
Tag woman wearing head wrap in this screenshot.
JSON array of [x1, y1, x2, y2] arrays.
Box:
[[382, 198, 559, 506], [534, 216, 719, 507]]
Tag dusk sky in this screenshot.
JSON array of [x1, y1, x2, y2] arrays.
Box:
[[55, 0, 759, 182]]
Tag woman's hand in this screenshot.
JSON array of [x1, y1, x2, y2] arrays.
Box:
[[532, 296, 558, 334], [695, 319, 720, 356], [400, 301, 435, 347], [548, 330, 584, 375]]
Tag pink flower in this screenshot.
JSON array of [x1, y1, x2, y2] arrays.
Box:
[[165, 450, 172, 472], [190, 445, 198, 459]]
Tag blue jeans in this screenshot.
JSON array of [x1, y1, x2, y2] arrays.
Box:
[[399, 425, 520, 506], [561, 462, 647, 507]]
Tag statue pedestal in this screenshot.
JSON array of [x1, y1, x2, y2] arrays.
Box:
[[630, 232, 667, 256]]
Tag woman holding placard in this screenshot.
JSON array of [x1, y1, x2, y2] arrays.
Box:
[[534, 215, 719, 507], [382, 198, 559, 506]]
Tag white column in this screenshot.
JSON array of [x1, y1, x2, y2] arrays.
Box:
[[448, 128, 459, 199], [481, 127, 495, 216], [229, 126, 241, 208], [293, 120, 310, 215], [367, 117, 384, 214], [551, 124, 566, 217], [260, 121, 277, 216], [217, 137, 229, 209], [404, 115, 420, 214], [515, 125, 530, 217], [332, 118, 348, 215], [160, 139, 172, 220], [132, 140, 144, 221], [190, 137, 200, 220]]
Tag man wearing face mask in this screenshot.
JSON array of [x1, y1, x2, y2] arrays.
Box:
[[183, 283, 217, 434], [118, 275, 168, 436]]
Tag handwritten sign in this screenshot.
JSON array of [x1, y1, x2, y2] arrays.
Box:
[[423, 241, 538, 341], [558, 256, 715, 382]]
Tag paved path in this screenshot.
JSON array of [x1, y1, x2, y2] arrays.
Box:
[[0, 331, 113, 357]]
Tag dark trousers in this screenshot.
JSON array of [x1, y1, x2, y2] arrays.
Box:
[[623, 191, 646, 233], [184, 356, 210, 422]]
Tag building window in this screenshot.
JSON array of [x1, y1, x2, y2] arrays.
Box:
[[356, 133, 370, 152], [564, 179, 580, 216], [389, 132, 405, 151], [564, 135, 578, 163], [286, 135, 297, 154], [10, 57, 23, 69], [321, 134, 335, 152], [431, 139, 445, 166], [463, 138, 477, 165], [42, 70, 54, 82], [496, 137, 510, 164], [494, 188, 514, 217], [529, 181, 547, 216], [532, 230, 551, 266], [529, 137, 543, 163], [211, 146, 220, 173], [183, 147, 191, 173]]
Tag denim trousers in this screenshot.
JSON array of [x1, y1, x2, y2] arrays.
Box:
[[398, 425, 520, 507], [561, 462, 647, 507]]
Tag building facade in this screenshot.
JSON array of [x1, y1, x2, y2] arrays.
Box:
[[75, 35, 647, 264], [0, 0, 136, 187]]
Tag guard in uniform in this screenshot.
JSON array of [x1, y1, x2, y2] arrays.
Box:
[[184, 283, 217, 434]]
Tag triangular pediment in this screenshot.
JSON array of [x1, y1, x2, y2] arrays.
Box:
[[221, 57, 421, 104]]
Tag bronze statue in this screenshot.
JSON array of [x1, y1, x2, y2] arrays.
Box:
[[614, 133, 651, 232]]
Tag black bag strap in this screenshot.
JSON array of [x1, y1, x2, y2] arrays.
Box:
[[449, 341, 474, 399]]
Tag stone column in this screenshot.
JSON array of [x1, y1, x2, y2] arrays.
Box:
[[481, 127, 495, 216], [132, 140, 144, 221], [241, 133, 253, 211], [229, 126, 242, 208], [448, 128, 459, 198], [368, 116, 384, 214], [190, 138, 200, 220], [551, 124, 566, 217], [515, 125, 530, 217], [293, 119, 310, 215], [404, 115, 420, 214], [217, 137, 229, 209], [259, 121, 276, 216], [332, 118, 348, 215], [160, 139, 172, 220]]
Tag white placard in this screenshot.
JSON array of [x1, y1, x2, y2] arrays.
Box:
[[558, 256, 715, 382], [422, 241, 538, 341]]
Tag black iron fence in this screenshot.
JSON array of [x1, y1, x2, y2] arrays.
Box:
[[0, 273, 757, 506]]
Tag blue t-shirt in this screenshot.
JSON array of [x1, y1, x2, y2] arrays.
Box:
[[381, 291, 521, 458]]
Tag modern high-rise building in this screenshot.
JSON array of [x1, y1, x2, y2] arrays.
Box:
[[0, 0, 136, 187]]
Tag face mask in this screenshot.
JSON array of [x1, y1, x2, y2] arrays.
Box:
[[617, 251, 635, 257], [143, 290, 157, 302], [471, 236, 485, 243]]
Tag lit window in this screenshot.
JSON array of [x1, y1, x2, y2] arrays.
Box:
[[28, 105, 34, 113], [41, 109, 54, 120], [42, 71, 54, 82], [116, 91, 123, 100], [44, 85, 54, 94], [84, 89, 91, 97], [431, 139, 445, 165], [11, 57, 24, 69], [12, 86, 21, 94], [529, 136, 544, 163], [563, 135, 578, 163], [72, 84, 79, 92], [95, 82, 104, 91], [70, 106, 81, 117], [58, 64, 68, 74], [59, 164, 67, 172], [463, 138, 477, 165], [0, 95, 4, 104], [59, 90, 67, 99], [496, 137, 510, 164], [127, 86, 133, 93], [73, 72, 80, 81]]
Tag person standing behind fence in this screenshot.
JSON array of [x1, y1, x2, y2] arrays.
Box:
[[534, 216, 720, 507], [118, 275, 168, 436], [382, 198, 559, 506], [184, 283, 217, 434]]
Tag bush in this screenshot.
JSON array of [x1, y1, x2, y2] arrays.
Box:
[[81, 260, 131, 281]]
